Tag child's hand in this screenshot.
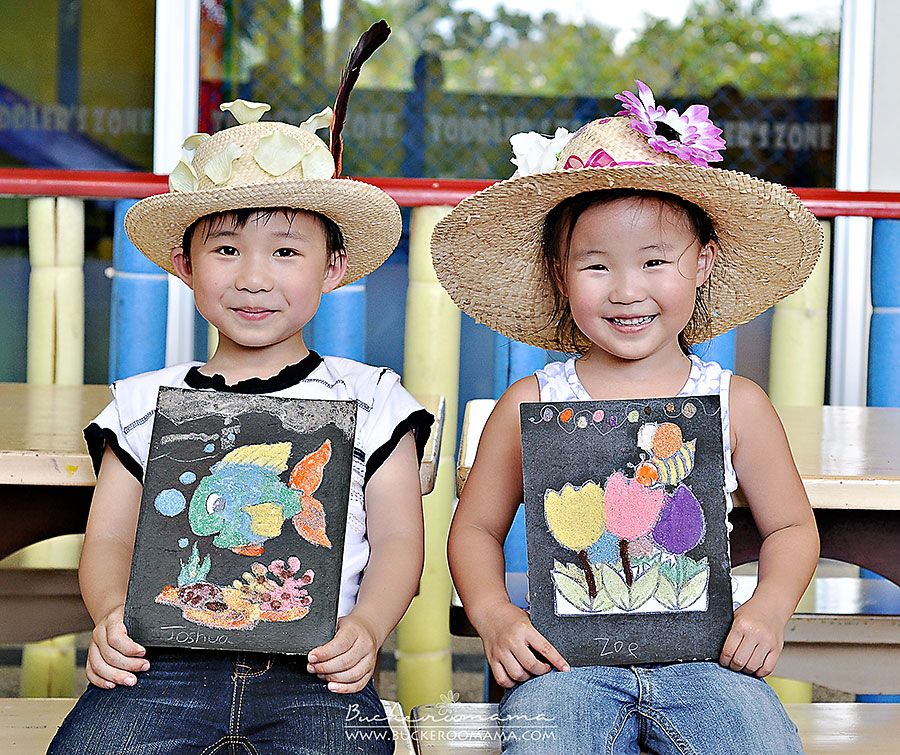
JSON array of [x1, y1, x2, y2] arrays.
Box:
[[720, 596, 785, 677], [479, 602, 569, 688], [86, 605, 148, 689], [307, 614, 380, 694]]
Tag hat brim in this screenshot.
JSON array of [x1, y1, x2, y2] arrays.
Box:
[[125, 178, 402, 283], [431, 164, 823, 351]]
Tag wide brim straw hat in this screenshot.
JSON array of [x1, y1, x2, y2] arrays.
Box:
[[431, 104, 823, 350], [125, 103, 401, 284]]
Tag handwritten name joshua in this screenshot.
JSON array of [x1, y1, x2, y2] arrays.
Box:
[[159, 626, 231, 646]]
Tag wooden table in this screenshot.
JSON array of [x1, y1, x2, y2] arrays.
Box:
[[0, 382, 443, 643], [458, 400, 900, 585]]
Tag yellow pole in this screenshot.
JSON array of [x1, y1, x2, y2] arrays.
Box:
[[768, 220, 831, 406], [14, 196, 86, 697], [765, 219, 831, 704], [396, 206, 457, 711]]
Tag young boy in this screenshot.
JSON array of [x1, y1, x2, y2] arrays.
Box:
[[49, 101, 432, 754]]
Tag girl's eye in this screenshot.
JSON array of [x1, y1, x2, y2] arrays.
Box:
[[645, 259, 668, 268], [274, 248, 299, 258], [584, 264, 607, 272], [216, 246, 239, 256]]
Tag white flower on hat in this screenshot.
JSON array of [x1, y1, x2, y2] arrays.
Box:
[[510, 127, 571, 177]]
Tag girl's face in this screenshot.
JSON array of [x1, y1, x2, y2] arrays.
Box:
[[562, 197, 715, 363]]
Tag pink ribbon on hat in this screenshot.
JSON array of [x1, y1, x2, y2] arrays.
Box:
[[563, 148, 653, 170]]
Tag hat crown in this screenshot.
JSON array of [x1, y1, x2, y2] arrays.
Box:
[[555, 117, 683, 172], [174, 121, 336, 194]]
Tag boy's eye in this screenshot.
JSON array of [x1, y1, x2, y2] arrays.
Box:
[[216, 245, 239, 256], [274, 248, 299, 258]]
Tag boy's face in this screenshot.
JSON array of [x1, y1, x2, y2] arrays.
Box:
[[170, 210, 345, 352]]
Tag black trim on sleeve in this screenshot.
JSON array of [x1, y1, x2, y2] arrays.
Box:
[[364, 408, 435, 484], [84, 423, 144, 484]]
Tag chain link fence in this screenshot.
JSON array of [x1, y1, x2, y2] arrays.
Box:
[[199, 0, 839, 187]]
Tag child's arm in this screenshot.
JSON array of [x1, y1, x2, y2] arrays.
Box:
[[79, 446, 149, 688], [307, 431, 424, 693], [721, 376, 820, 677], [448, 378, 569, 689]]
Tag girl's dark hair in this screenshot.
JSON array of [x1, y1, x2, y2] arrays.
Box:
[[541, 189, 717, 355], [181, 207, 346, 266]]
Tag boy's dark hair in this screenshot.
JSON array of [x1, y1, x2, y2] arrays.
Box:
[[541, 189, 717, 355], [181, 207, 346, 267]]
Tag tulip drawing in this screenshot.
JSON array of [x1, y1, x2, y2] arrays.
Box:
[[544, 482, 606, 597]]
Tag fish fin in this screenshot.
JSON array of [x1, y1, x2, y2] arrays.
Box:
[[289, 440, 332, 494], [242, 502, 285, 538], [231, 544, 265, 557], [292, 496, 332, 548], [220, 442, 292, 473]]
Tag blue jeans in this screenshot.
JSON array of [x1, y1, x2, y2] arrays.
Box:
[[48, 649, 393, 754], [498, 662, 803, 755]]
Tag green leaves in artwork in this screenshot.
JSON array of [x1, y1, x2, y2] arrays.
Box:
[[600, 563, 659, 611]]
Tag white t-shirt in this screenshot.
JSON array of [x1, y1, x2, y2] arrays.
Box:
[[84, 351, 433, 617]]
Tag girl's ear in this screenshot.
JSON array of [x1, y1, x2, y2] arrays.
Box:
[[322, 251, 348, 294], [695, 241, 717, 288], [170, 247, 194, 289]]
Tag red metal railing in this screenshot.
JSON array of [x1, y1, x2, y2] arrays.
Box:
[[1, 168, 900, 218]]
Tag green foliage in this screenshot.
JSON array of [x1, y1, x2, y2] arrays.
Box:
[[339, 0, 838, 96]]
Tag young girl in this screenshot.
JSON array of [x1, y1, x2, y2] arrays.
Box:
[[433, 82, 822, 754]]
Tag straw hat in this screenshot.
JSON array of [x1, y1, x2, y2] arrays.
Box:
[[125, 101, 401, 284], [431, 84, 823, 350]]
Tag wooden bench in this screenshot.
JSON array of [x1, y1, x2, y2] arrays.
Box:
[[454, 399, 900, 696], [409, 702, 900, 754], [0, 697, 416, 754]]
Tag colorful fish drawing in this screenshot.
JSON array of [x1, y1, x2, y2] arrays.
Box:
[[188, 440, 333, 556]]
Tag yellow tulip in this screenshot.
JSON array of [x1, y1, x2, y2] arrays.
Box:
[[544, 482, 606, 552]]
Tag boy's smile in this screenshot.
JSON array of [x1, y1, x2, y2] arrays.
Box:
[[171, 209, 346, 375]]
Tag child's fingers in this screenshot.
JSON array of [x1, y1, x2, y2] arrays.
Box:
[[509, 644, 551, 677], [719, 627, 743, 667], [319, 658, 371, 684], [106, 623, 146, 658], [744, 643, 772, 676], [499, 651, 531, 683], [95, 628, 148, 673], [87, 643, 137, 687], [308, 629, 356, 664], [325, 676, 371, 694], [756, 649, 779, 678], [489, 659, 516, 689], [525, 630, 570, 672], [308, 643, 367, 676], [726, 636, 755, 672]]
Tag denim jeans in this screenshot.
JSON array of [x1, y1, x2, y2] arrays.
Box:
[[48, 648, 393, 754], [498, 662, 803, 755]]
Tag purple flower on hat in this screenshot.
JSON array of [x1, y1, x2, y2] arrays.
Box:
[[614, 80, 726, 168]]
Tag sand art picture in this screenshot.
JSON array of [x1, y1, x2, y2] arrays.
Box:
[[521, 396, 733, 666], [124, 388, 356, 654]]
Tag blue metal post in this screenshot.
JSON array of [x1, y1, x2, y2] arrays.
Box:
[[693, 330, 736, 371], [860, 218, 900, 703], [108, 200, 168, 381], [307, 279, 366, 361]]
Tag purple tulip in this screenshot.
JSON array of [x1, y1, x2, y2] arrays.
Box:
[[651, 484, 705, 555]]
